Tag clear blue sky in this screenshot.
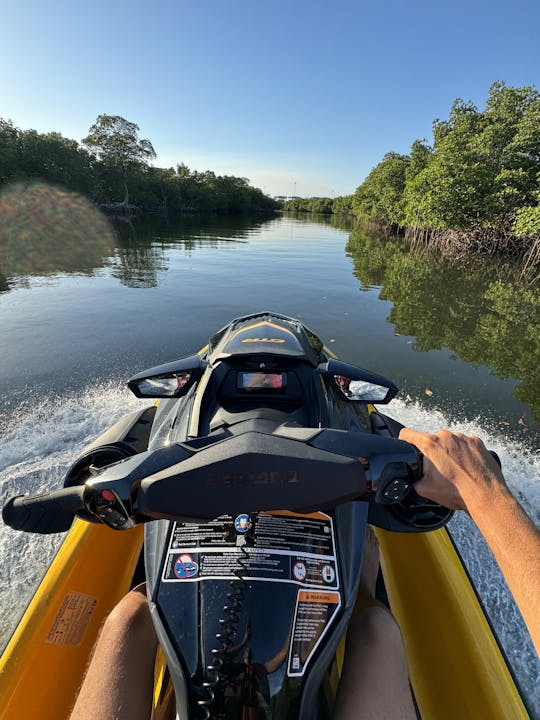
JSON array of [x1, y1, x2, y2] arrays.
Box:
[[1, 0, 539, 197]]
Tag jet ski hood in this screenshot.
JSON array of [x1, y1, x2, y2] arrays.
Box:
[[207, 312, 325, 367]]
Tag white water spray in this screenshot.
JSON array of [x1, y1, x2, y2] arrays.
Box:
[[0, 382, 143, 647]]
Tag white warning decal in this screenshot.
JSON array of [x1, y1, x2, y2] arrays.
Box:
[[162, 511, 339, 590]]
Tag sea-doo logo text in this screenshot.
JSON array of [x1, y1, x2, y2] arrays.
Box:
[[207, 470, 299, 488], [241, 338, 286, 343]]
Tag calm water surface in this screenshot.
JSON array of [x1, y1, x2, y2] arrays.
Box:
[[1, 213, 538, 439], [0, 211, 539, 713]]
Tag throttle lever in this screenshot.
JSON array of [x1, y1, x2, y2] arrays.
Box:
[[489, 450, 501, 468]]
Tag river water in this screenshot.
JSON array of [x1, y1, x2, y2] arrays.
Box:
[[0, 203, 538, 713]]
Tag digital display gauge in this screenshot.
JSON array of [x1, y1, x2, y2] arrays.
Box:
[[237, 372, 286, 391]]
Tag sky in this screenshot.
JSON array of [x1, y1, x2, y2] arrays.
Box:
[[1, 0, 539, 197]]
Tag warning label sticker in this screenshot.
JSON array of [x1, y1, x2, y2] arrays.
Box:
[[45, 591, 97, 646], [168, 516, 235, 549], [287, 590, 341, 677], [162, 511, 339, 590]]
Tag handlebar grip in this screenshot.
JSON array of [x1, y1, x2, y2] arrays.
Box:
[[409, 448, 502, 504], [2, 487, 86, 534]]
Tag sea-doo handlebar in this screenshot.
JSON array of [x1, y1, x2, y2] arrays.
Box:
[[2, 426, 502, 535], [3, 428, 431, 534]]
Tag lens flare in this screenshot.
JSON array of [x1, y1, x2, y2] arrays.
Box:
[[0, 182, 115, 281]]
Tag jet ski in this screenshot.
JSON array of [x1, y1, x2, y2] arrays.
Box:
[[0, 312, 531, 719]]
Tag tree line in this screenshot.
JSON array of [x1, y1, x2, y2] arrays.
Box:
[[283, 195, 353, 215], [286, 82, 540, 276], [0, 115, 278, 215]]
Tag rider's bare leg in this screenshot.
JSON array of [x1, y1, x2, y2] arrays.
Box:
[[70, 583, 158, 720], [333, 527, 417, 720]]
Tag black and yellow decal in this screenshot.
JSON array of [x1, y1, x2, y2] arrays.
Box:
[[223, 321, 305, 356]]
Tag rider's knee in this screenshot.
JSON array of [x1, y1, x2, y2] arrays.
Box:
[[105, 585, 151, 637], [349, 605, 404, 651]]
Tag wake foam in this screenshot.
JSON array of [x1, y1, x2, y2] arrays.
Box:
[[0, 382, 143, 649]]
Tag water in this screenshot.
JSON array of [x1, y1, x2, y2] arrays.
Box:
[[0, 203, 538, 713]]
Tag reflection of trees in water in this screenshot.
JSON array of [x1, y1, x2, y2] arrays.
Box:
[[0, 201, 275, 291], [115, 213, 274, 244], [107, 215, 275, 288], [346, 230, 540, 422], [0, 183, 115, 284], [283, 211, 354, 232], [155, 234, 247, 251], [106, 215, 277, 288], [0, 274, 10, 293], [109, 242, 168, 288]]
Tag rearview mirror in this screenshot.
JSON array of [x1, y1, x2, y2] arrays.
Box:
[[127, 355, 207, 398], [320, 359, 398, 404]]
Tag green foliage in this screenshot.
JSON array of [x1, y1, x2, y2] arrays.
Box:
[[332, 195, 354, 214], [312, 197, 334, 213], [353, 82, 540, 250], [0, 120, 21, 184], [0, 116, 277, 215], [282, 197, 336, 214], [118, 164, 276, 215], [282, 198, 305, 212], [405, 140, 432, 182], [352, 152, 409, 226], [82, 115, 156, 168], [514, 205, 540, 238], [404, 100, 492, 228], [513, 179, 540, 239], [0, 119, 94, 194]]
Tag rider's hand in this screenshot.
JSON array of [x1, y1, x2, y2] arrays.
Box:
[[398, 428, 509, 512]]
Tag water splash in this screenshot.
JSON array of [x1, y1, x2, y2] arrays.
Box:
[[0, 382, 142, 648]]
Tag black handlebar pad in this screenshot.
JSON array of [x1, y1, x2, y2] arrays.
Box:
[[137, 431, 369, 520], [2, 487, 86, 534], [1, 431, 503, 532]]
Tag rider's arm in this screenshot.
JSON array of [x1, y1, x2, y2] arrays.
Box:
[[399, 428, 540, 658]]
